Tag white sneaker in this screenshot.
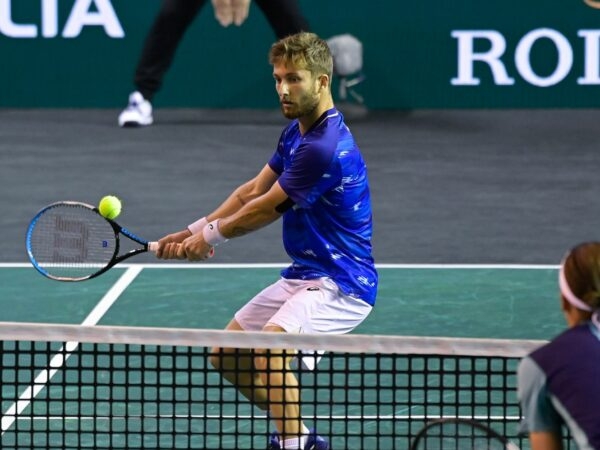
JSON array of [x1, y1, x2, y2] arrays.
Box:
[[118, 91, 153, 127]]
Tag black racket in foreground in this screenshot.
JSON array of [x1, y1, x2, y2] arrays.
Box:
[[26, 201, 159, 281], [410, 418, 520, 450]]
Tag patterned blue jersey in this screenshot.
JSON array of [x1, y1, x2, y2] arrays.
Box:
[[268, 108, 377, 305]]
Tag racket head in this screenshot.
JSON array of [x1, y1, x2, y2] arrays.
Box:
[[26, 201, 120, 281], [410, 418, 520, 450]]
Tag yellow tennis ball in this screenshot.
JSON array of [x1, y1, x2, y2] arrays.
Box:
[[98, 195, 122, 220]]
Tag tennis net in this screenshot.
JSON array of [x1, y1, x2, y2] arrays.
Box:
[[0, 321, 551, 449]]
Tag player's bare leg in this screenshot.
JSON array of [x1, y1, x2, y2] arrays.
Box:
[[254, 344, 304, 442], [209, 319, 269, 410]]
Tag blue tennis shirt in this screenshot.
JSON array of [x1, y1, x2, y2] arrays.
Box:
[[268, 108, 377, 305]]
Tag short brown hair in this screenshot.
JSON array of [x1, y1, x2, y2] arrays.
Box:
[[269, 32, 333, 78], [563, 242, 600, 309]]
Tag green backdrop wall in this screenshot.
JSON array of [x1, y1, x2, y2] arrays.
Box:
[[1, 0, 600, 108]]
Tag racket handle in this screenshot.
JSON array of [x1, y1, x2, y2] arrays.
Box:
[[147, 241, 215, 258]]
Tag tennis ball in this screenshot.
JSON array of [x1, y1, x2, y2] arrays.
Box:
[[98, 195, 122, 220]]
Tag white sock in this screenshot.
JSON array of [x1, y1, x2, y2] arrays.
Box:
[[280, 426, 310, 449], [281, 436, 305, 449]]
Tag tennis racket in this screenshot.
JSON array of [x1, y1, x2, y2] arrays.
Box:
[[26, 201, 159, 281], [410, 418, 520, 450]]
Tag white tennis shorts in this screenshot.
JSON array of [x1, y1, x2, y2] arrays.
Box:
[[235, 277, 372, 333], [234, 277, 373, 369]]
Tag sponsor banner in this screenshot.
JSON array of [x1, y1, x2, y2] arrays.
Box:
[[1, 0, 599, 108]]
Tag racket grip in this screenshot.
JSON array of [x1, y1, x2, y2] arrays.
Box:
[[147, 241, 215, 258]]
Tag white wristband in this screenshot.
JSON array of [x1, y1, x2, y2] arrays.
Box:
[[187, 217, 208, 235], [202, 219, 229, 246]]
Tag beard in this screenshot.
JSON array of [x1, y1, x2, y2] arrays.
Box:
[[280, 91, 320, 119]]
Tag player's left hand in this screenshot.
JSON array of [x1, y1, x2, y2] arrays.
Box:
[[211, 0, 251, 27], [180, 233, 214, 261]]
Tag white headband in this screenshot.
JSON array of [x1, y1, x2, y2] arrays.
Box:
[[559, 263, 593, 312]]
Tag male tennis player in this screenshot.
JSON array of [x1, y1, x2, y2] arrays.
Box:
[[157, 32, 377, 450], [518, 242, 600, 450]]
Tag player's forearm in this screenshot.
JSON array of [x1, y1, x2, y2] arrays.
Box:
[[207, 179, 267, 222], [207, 191, 247, 221], [219, 201, 281, 239]]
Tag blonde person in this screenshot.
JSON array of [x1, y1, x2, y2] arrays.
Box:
[[157, 32, 377, 449], [518, 242, 600, 450]]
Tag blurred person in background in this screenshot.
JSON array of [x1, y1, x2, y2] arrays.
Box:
[[118, 0, 366, 127], [118, 0, 309, 127]]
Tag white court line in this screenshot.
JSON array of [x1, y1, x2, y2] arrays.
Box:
[[0, 266, 144, 434]]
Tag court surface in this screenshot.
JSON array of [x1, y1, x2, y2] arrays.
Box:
[[0, 107, 595, 449], [0, 263, 562, 340], [2, 107, 591, 337], [1, 108, 599, 265]]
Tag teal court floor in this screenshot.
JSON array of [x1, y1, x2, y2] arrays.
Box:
[[0, 263, 563, 340]]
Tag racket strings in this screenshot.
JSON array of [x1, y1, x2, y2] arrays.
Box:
[[28, 204, 117, 278]]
